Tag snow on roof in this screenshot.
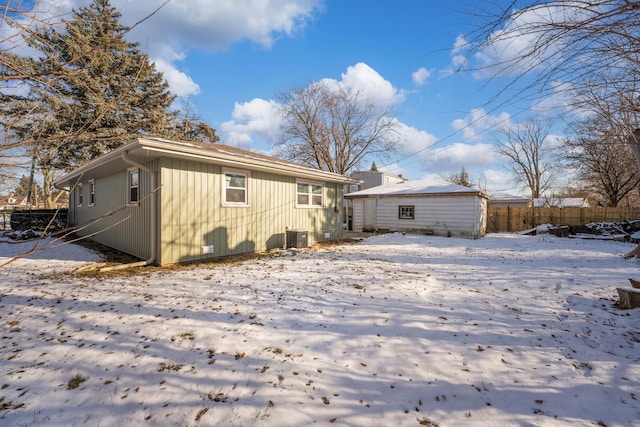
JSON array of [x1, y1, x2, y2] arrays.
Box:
[[488, 191, 530, 201], [344, 179, 486, 197], [533, 197, 590, 208]]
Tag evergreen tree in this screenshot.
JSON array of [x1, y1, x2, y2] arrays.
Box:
[[14, 175, 44, 201], [24, 0, 177, 166], [2, 0, 179, 208], [370, 161, 378, 172], [2, 0, 220, 208]]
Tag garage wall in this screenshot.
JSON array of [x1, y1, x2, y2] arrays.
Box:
[[351, 195, 487, 238]]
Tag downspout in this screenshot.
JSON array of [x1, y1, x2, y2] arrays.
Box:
[[99, 151, 157, 271]]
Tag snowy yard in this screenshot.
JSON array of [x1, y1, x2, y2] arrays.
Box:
[[1, 232, 639, 426]]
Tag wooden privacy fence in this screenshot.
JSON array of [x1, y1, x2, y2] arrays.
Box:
[[487, 206, 640, 233]]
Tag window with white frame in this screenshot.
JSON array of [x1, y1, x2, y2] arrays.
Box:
[[399, 205, 414, 219], [88, 180, 95, 206], [77, 182, 83, 207], [128, 168, 139, 204], [223, 170, 248, 205], [297, 181, 323, 207]]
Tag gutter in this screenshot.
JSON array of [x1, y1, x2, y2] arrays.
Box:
[[99, 151, 157, 271]]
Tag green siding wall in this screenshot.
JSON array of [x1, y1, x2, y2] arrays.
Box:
[[66, 157, 345, 265], [67, 161, 157, 260], [158, 158, 343, 265]]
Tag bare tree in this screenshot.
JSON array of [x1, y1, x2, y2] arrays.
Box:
[[494, 120, 557, 199], [275, 82, 399, 175], [468, 1, 640, 166], [440, 167, 474, 188], [564, 118, 640, 207], [468, 1, 640, 103]]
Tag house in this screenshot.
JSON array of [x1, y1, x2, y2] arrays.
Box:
[[0, 193, 27, 210], [54, 137, 358, 266], [345, 170, 408, 194], [343, 170, 407, 230], [533, 197, 590, 208], [345, 180, 488, 238], [487, 191, 531, 208]]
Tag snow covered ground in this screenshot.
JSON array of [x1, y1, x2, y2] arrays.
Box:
[[1, 232, 639, 426]]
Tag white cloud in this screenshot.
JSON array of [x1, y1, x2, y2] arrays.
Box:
[[13, 1, 323, 98], [118, 0, 322, 51], [482, 169, 524, 194], [452, 34, 467, 55], [471, 3, 599, 79], [412, 67, 431, 86], [440, 35, 469, 78], [153, 59, 200, 98], [113, 0, 323, 96], [429, 142, 496, 167], [320, 62, 405, 108], [219, 98, 282, 149], [451, 108, 511, 142], [394, 120, 438, 157]]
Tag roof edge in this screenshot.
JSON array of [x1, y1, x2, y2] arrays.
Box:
[[55, 138, 360, 187]]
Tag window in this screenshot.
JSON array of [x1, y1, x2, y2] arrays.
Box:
[[128, 169, 139, 204], [399, 205, 414, 219], [349, 184, 359, 193], [77, 182, 83, 207], [297, 181, 323, 207], [88, 180, 95, 206], [223, 170, 248, 205]]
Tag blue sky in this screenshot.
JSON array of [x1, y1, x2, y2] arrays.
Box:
[[18, 0, 558, 194]]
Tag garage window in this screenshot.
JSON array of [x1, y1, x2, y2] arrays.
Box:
[[399, 205, 414, 219]]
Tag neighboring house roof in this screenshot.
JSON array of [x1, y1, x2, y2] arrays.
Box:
[[488, 191, 530, 202], [55, 137, 359, 187], [344, 180, 488, 198], [350, 170, 407, 181], [0, 194, 27, 208], [533, 197, 590, 208]]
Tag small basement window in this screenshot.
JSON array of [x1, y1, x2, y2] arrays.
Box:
[[399, 205, 414, 219], [128, 168, 139, 205]]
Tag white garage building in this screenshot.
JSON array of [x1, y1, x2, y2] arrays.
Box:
[[345, 181, 488, 238]]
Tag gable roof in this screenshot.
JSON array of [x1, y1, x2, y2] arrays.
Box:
[[344, 180, 488, 198], [54, 137, 359, 187], [0, 194, 27, 207]]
